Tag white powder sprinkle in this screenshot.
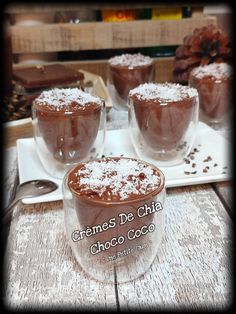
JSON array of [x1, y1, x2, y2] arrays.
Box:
[[34, 88, 103, 108], [73, 158, 161, 200], [129, 82, 198, 102], [191, 63, 232, 80], [108, 53, 152, 68]]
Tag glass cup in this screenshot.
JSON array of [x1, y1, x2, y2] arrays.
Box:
[[189, 63, 232, 129], [32, 88, 106, 179], [128, 83, 199, 166], [107, 53, 154, 110], [63, 157, 165, 283]]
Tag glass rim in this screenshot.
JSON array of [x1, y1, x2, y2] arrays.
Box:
[[108, 60, 154, 68], [32, 98, 105, 115], [63, 156, 165, 206]]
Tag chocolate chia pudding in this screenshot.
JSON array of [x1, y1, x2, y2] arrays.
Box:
[[189, 63, 232, 124], [129, 83, 198, 156], [64, 157, 165, 281], [33, 88, 103, 164], [108, 53, 154, 104]]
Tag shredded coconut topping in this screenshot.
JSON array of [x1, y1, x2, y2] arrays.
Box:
[[109, 53, 152, 68], [69, 158, 161, 201], [34, 88, 103, 110], [129, 82, 198, 102], [191, 63, 232, 80]]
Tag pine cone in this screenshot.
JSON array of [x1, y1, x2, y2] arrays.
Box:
[[173, 24, 231, 85]]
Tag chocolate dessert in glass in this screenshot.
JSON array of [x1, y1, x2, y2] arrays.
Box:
[[63, 157, 165, 283], [32, 88, 106, 178], [108, 53, 154, 110], [189, 62, 232, 128], [128, 83, 199, 166]]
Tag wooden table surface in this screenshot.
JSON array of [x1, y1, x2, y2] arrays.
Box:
[[3, 110, 232, 311]]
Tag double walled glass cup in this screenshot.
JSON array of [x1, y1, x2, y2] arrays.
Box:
[[128, 83, 199, 166], [63, 157, 165, 283], [107, 53, 154, 110], [189, 63, 232, 129], [32, 88, 106, 179]]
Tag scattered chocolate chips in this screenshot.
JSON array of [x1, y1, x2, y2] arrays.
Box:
[[184, 158, 190, 164], [203, 167, 208, 173], [203, 156, 212, 162], [184, 170, 197, 175], [192, 163, 196, 168]]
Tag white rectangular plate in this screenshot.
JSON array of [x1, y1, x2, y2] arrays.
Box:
[[17, 122, 231, 204]]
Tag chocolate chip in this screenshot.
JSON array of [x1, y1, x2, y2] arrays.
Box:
[[191, 171, 197, 174], [214, 163, 218, 167], [184, 171, 191, 175], [184, 158, 190, 164], [203, 156, 212, 162], [192, 163, 196, 168]]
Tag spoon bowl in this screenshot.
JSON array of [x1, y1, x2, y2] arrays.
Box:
[[3, 179, 58, 226], [15, 179, 58, 199]]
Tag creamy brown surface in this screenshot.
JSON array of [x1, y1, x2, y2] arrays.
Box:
[[33, 88, 102, 163], [129, 83, 198, 151], [189, 74, 231, 120], [67, 157, 164, 252], [189, 63, 232, 120], [109, 64, 153, 100], [68, 157, 162, 202], [108, 53, 153, 101]]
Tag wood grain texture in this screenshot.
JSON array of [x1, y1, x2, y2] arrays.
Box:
[[213, 181, 232, 216], [13, 57, 175, 85], [3, 201, 117, 310], [117, 184, 232, 310], [3, 147, 18, 207], [4, 120, 33, 148], [3, 184, 232, 309], [5, 4, 203, 13], [10, 16, 216, 53], [64, 58, 174, 85], [3, 94, 232, 309]]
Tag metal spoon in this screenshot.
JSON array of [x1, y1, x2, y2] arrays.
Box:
[[3, 179, 58, 226]]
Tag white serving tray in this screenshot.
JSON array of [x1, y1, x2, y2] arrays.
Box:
[[17, 122, 231, 204]]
